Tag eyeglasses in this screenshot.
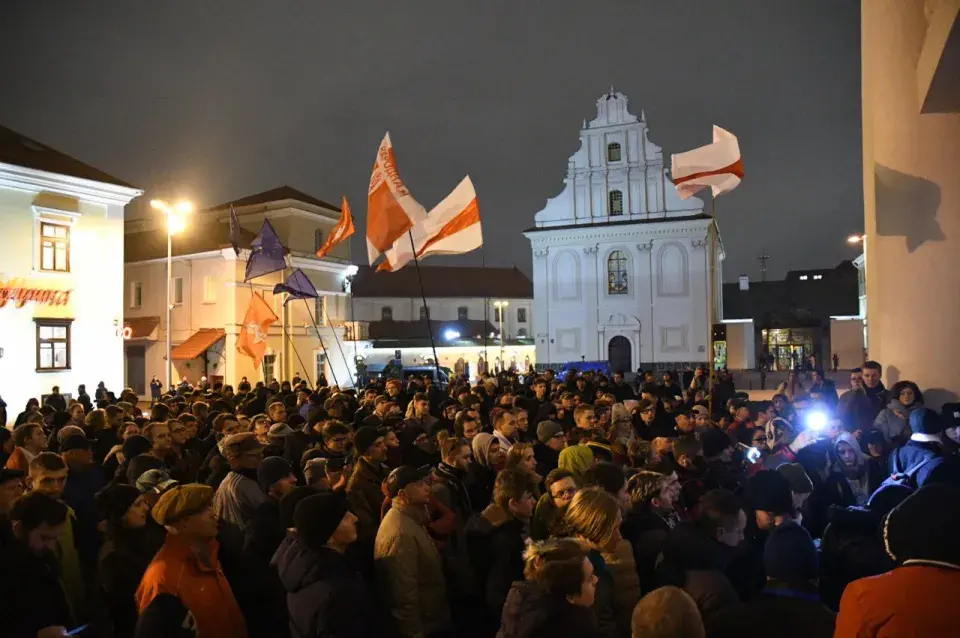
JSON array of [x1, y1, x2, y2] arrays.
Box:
[[551, 487, 577, 499]]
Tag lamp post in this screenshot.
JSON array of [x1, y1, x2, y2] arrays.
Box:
[[493, 300, 509, 372], [151, 199, 192, 392]]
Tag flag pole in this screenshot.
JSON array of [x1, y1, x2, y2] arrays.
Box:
[[300, 298, 340, 388], [407, 230, 444, 385], [707, 194, 717, 418], [480, 244, 489, 379], [308, 296, 354, 389]]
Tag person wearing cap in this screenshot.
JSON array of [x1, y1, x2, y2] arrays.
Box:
[[835, 484, 960, 637], [273, 493, 374, 637], [137, 483, 248, 638], [96, 484, 154, 637], [533, 420, 565, 479], [346, 426, 389, 553], [213, 432, 266, 553], [888, 407, 948, 476], [244, 456, 297, 562], [375, 465, 451, 637]]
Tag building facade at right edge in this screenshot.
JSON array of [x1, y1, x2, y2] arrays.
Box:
[[524, 90, 723, 374]]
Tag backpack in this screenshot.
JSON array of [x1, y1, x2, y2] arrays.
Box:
[[878, 454, 937, 491]]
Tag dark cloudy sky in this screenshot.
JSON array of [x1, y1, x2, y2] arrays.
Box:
[[0, 0, 863, 281]]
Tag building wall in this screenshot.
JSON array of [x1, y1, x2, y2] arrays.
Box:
[[862, 1, 960, 405], [724, 320, 755, 370], [830, 318, 865, 371], [351, 296, 534, 339], [0, 181, 138, 424]]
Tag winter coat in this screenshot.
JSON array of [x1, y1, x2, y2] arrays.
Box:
[[873, 399, 920, 443], [99, 528, 156, 638], [244, 496, 287, 563], [600, 539, 642, 636], [711, 586, 835, 638], [0, 538, 74, 638], [464, 503, 527, 625], [272, 534, 375, 638], [837, 388, 886, 434], [374, 501, 451, 638], [835, 564, 960, 637], [585, 548, 618, 638], [887, 439, 943, 475], [346, 457, 388, 547], [497, 581, 605, 638], [532, 443, 559, 480], [818, 505, 893, 611], [621, 506, 672, 593], [464, 462, 497, 512], [213, 468, 266, 554], [61, 462, 106, 567], [429, 463, 476, 599], [804, 471, 857, 540]]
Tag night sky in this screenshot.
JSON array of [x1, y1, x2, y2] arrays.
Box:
[[0, 1, 863, 281]]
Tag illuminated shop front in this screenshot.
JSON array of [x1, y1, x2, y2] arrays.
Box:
[[0, 126, 142, 422]]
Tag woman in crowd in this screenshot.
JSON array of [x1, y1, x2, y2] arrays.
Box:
[[873, 380, 923, 444]]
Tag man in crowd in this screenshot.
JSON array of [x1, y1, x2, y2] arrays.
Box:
[[492, 409, 519, 454], [346, 426, 389, 554], [406, 392, 439, 432], [6, 422, 48, 472], [213, 432, 265, 553]]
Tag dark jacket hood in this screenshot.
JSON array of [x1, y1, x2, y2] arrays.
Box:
[[498, 580, 594, 638], [271, 533, 352, 594]]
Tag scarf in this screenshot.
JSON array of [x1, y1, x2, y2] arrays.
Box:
[[434, 462, 472, 514]]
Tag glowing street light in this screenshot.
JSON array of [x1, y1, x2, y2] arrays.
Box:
[[846, 233, 865, 245], [443, 329, 461, 342], [150, 199, 193, 391]]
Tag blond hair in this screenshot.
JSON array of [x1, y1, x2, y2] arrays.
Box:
[[564, 486, 621, 548], [505, 442, 534, 471], [631, 586, 705, 638]]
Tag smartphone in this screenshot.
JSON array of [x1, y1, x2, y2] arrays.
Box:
[[66, 625, 90, 636]]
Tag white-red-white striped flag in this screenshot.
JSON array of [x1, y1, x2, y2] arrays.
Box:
[[670, 125, 743, 200], [366, 133, 428, 264]]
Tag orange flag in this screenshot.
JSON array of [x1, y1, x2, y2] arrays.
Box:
[[366, 133, 427, 265], [236, 292, 278, 369], [316, 196, 356, 259]]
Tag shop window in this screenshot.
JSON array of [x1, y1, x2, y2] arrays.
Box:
[[40, 222, 70, 272], [36, 319, 72, 371]]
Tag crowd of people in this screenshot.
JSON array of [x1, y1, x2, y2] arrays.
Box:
[[1, 361, 959, 638]]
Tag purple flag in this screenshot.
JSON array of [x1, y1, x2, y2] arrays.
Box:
[[229, 205, 242, 257], [244, 218, 286, 281], [273, 268, 319, 304]]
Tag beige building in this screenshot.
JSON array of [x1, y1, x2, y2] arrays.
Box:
[[0, 125, 142, 422], [861, 1, 960, 405], [123, 187, 356, 396]]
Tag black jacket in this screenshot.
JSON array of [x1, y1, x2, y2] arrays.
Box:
[[99, 528, 156, 638], [710, 585, 836, 638], [245, 496, 287, 563], [621, 506, 672, 593], [532, 443, 560, 480], [272, 534, 375, 638], [818, 505, 893, 611], [497, 581, 604, 638], [0, 540, 73, 638]]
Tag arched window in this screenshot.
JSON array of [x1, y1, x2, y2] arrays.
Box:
[[609, 190, 624, 216], [607, 250, 629, 295], [607, 142, 622, 162], [314, 229, 324, 252]]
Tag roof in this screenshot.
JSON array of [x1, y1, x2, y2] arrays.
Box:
[[123, 316, 160, 339], [208, 186, 339, 212], [124, 222, 257, 263], [723, 265, 858, 326], [170, 329, 225, 360], [523, 213, 711, 234], [0, 125, 135, 188], [368, 319, 498, 341], [351, 266, 533, 299]]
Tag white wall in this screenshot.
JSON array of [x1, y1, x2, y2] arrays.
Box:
[[352, 296, 534, 339], [724, 320, 755, 370], [830, 319, 865, 372]]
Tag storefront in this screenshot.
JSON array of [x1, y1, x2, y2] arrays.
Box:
[[0, 126, 142, 422]]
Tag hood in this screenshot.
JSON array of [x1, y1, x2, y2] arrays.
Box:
[[498, 581, 571, 638], [480, 503, 511, 528], [271, 534, 350, 594], [885, 398, 921, 413]]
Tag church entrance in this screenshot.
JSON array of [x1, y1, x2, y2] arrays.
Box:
[[608, 336, 632, 373]]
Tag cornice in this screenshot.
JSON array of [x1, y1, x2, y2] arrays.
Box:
[[0, 161, 142, 206]]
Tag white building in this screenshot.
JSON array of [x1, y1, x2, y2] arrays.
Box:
[[123, 187, 356, 395], [349, 266, 535, 379], [524, 90, 722, 374], [0, 125, 142, 422]]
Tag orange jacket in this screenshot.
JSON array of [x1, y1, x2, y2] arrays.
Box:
[[835, 563, 960, 637], [5, 447, 31, 472], [136, 535, 248, 638]]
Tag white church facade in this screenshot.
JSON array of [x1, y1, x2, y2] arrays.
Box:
[[524, 90, 723, 374]]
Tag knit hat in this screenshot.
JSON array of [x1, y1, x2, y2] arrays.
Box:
[[745, 470, 794, 515], [909, 408, 945, 435], [152, 484, 214, 525], [354, 426, 385, 456], [280, 485, 316, 529], [701, 428, 732, 458], [123, 435, 153, 459], [884, 483, 960, 565], [294, 493, 349, 550], [267, 423, 295, 445], [258, 456, 293, 492], [127, 454, 164, 486], [776, 463, 814, 495], [95, 484, 141, 522], [536, 420, 564, 444], [764, 521, 818, 582]]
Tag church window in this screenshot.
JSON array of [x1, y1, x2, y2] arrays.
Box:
[[607, 142, 622, 162], [607, 250, 629, 295], [609, 190, 624, 216]]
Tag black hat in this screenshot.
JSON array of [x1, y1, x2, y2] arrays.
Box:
[[95, 484, 141, 522], [884, 483, 960, 565], [123, 435, 153, 459], [279, 485, 316, 529], [294, 493, 349, 550], [701, 428, 732, 458], [354, 426, 385, 456], [745, 470, 794, 515], [909, 408, 944, 435], [764, 521, 818, 582], [60, 434, 91, 453], [0, 468, 25, 484], [258, 456, 293, 492], [127, 454, 164, 485], [385, 465, 430, 498]]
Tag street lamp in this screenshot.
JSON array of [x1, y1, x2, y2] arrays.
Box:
[[846, 233, 865, 245], [151, 199, 193, 392], [493, 300, 509, 371]]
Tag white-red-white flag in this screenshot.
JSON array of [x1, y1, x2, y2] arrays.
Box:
[[378, 176, 482, 272], [670, 125, 743, 200], [366, 133, 428, 264]]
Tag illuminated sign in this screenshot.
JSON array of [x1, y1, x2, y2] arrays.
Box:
[[0, 279, 72, 308]]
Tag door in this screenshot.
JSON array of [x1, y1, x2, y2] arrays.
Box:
[[608, 336, 632, 374], [126, 345, 146, 396]]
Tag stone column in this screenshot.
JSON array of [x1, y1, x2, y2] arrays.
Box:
[[862, 0, 960, 405]]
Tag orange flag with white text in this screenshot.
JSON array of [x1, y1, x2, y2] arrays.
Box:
[[236, 292, 278, 369], [316, 196, 356, 259], [366, 133, 428, 265]]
